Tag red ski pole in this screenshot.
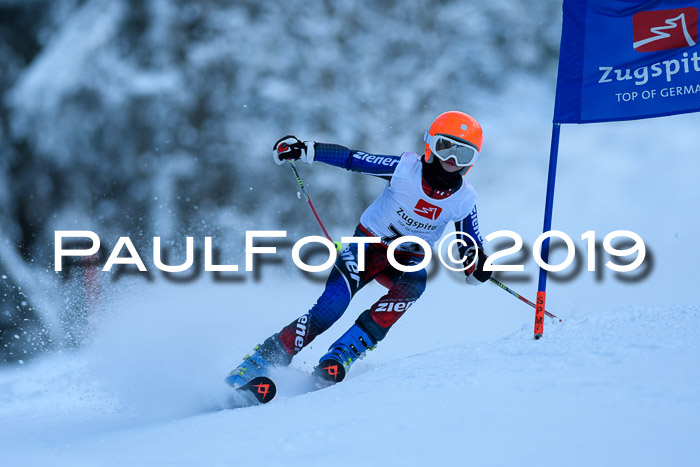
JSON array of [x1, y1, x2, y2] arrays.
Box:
[[288, 160, 560, 323], [288, 161, 342, 251], [489, 277, 561, 322]]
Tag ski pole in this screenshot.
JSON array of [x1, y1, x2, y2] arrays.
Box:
[[488, 277, 562, 322], [288, 160, 560, 322], [287, 160, 342, 251]]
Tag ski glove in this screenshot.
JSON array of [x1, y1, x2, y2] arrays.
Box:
[[272, 135, 315, 165], [464, 246, 492, 286]]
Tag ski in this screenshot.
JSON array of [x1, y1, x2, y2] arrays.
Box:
[[313, 359, 346, 384], [256, 361, 346, 401], [236, 376, 277, 405]]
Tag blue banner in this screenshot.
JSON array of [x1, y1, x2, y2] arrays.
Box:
[[554, 0, 700, 123]]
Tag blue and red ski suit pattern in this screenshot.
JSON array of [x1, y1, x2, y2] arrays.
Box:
[[278, 143, 483, 355]]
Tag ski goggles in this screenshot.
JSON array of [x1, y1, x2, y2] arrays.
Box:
[[424, 132, 480, 166]]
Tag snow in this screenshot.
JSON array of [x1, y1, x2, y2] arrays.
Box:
[[0, 278, 697, 466]]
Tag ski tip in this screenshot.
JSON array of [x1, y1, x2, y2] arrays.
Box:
[[534, 333, 543, 340], [239, 376, 277, 404], [313, 359, 346, 384]]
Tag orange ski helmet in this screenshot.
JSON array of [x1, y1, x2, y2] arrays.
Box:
[[424, 111, 483, 175]]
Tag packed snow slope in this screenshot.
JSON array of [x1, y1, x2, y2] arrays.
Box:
[[0, 282, 698, 466]]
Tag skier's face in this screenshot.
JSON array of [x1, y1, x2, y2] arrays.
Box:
[[438, 158, 464, 173]]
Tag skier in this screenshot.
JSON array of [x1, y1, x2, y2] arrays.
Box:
[[226, 111, 492, 387]]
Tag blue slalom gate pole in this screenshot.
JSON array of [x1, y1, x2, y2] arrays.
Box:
[[535, 122, 562, 339]]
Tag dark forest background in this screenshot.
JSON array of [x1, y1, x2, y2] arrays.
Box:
[[0, 0, 561, 362]]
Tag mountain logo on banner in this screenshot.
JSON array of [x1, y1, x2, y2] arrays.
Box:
[[633, 8, 698, 52]]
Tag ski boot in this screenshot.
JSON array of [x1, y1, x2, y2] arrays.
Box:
[[225, 333, 292, 388], [313, 322, 377, 386]]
